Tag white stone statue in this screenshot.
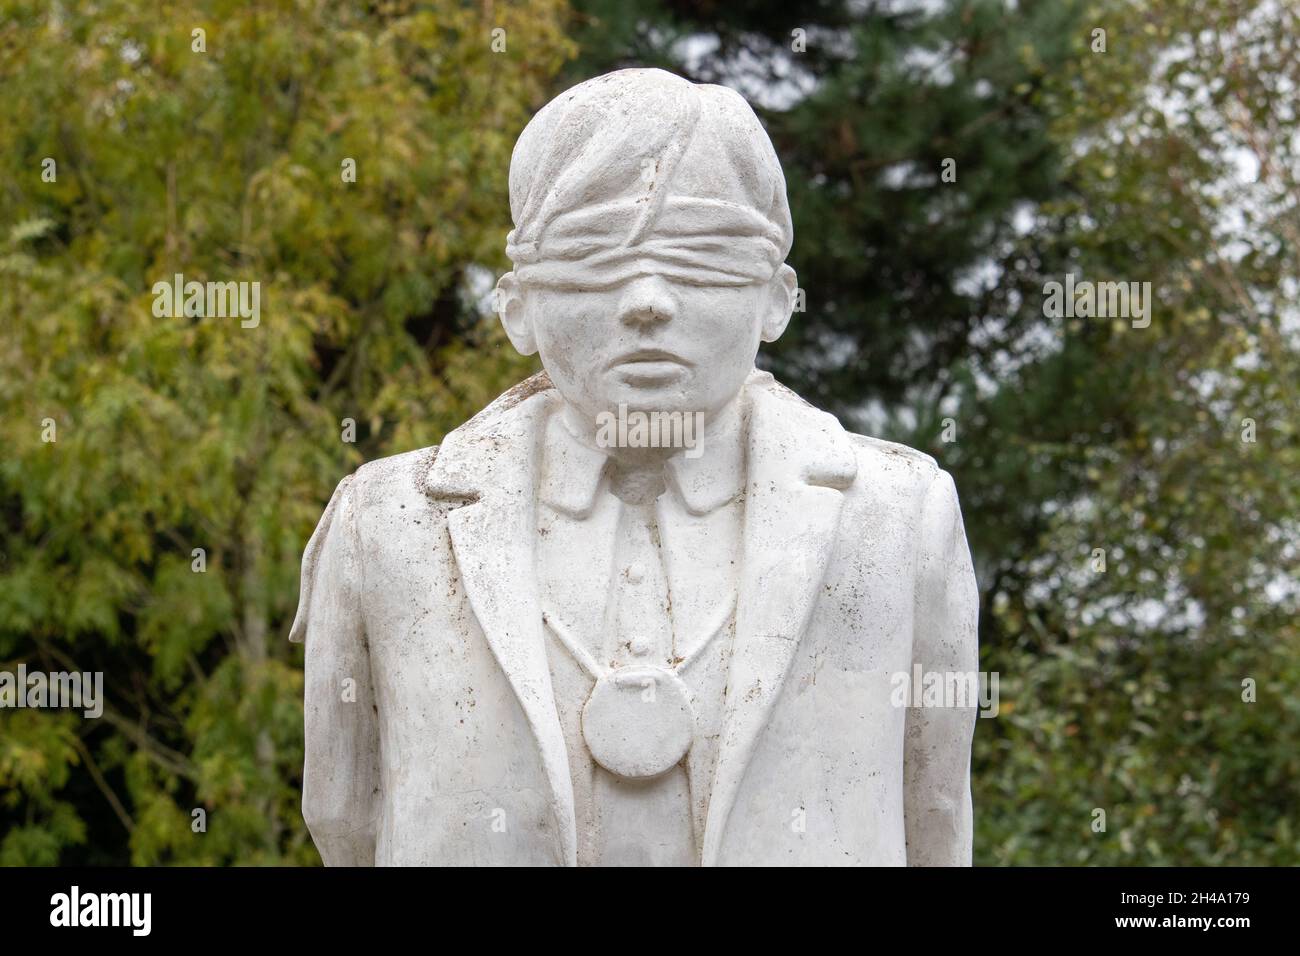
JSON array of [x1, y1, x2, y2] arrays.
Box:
[[291, 68, 979, 866]]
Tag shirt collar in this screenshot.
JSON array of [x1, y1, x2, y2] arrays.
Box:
[[539, 395, 747, 519]]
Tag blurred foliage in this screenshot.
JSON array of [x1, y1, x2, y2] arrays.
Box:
[[947, 0, 1300, 865], [0, 0, 568, 864], [1, 0, 1296, 865]]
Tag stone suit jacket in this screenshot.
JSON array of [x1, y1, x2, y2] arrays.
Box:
[[290, 369, 979, 866]]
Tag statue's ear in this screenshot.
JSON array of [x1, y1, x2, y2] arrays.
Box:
[[495, 272, 537, 356], [760, 264, 798, 343]]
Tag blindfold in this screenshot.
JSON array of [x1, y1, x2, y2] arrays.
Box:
[[506, 196, 786, 289]]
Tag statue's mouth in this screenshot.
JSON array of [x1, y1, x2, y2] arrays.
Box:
[[608, 348, 691, 368], [607, 349, 692, 385]]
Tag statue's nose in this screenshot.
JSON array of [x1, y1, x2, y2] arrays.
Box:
[[616, 275, 676, 328]]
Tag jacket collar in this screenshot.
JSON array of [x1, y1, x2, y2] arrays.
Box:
[[537, 395, 747, 519]]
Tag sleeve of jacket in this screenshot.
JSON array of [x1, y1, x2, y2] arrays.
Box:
[[289, 473, 381, 866], [904, 467, 980, 866]]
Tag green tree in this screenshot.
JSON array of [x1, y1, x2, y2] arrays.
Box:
[[952, 0, 1300, 865], [0, 0, 570, 864]]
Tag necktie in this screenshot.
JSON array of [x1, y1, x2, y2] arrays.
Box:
[[607, 499, 675, 665]]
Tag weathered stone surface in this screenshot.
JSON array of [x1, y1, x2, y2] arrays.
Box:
[[293, 68, 979, 866]]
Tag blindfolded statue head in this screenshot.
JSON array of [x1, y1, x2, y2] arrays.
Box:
[[495, 69, 797, 433]]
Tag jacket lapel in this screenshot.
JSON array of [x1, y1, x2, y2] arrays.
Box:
[[700, 381, 858, 865], [424, 374, 578, 866]]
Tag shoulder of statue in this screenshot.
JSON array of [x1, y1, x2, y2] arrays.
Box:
[[847, 433, 939, 473], [289, 445, 441, 645], [746, 369, 940, 475], [349, 444, 442, 505]]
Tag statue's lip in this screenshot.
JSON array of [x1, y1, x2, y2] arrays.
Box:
[[607, 348, 692, 369]]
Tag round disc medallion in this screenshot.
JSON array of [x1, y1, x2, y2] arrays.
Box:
[[582, 665, 694, 779]]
